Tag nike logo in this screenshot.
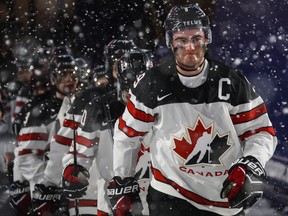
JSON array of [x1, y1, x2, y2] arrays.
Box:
[[157, 93, 172, 101], [102, 121, 108, 126], [50, 114, 58, 119]]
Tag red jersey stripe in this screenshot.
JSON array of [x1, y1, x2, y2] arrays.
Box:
[[151, 167, 229, 208], [67, 151, 93, 159], [18, 149, 45, 156], [15, 101, 26, 106], [76, 134, 99, 147], [54, 134, 72, 146], [69, 199, 97, 208], [18, 133, 48, 142], [231, 103, 267, 124], [239, 126, 276, 141], [118, 116, 147, 137], [127, 100, 155, 123], [97, 210, 109, 216], [63, 119, 80, 129]]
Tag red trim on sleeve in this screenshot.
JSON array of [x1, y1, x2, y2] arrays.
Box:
[[69, 199, 97, 208], [239, 126, 276, 141], [63, 119, 80, 129], [151, 167, 229, 208], [18, 133, 48, 142], [76, 134, 99, 147], [118, 116, 147, 137], [97, 210, 110, 216], [231, 103, 267, 124], [67, 151, 93, 159], [18, 149, 45, 156], [15, 101, 26, 107], [54, 134, 72, 146]]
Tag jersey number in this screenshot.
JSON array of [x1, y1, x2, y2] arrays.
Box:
[[81, 109, 87, 126]]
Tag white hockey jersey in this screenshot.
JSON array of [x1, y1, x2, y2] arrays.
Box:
[[63, 89, 152, 215], [44, 87, 108, 215], [113, 58, 277, 216], [13, 93, 62, 191]]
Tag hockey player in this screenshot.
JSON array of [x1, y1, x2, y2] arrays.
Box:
[[10, 37, 42, 126], [107, 3, 277, 216], [41, 39, 139, 216], [10, 67, 54, 215], [11, 54, 79, 215], [61, 49, 153, 216]]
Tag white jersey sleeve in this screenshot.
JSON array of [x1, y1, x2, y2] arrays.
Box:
[[113, 92, 156, 178]]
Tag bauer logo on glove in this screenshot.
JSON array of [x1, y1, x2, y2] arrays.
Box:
[[220, 155, 266, 209], [107, 176, 143, 216]]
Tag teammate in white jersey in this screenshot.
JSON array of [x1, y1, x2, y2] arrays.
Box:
[[108, 4, 277, 216], [62, 47, 153, 216]]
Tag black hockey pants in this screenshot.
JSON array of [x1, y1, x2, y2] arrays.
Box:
[[147, 186, 245, 216]]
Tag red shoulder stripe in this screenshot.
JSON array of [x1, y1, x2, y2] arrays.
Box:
[[127, 100, 155, 123]]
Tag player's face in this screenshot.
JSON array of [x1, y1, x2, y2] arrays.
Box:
[[55, 69, 78, 94], [172, 28, 207, 71]]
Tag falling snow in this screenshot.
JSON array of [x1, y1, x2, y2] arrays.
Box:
[[0, 0, 287, 215]]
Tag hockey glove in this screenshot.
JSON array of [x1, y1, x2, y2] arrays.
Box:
[[107, 176, 143, 216], [9, 180, 32, 215], [32, 184, 69, 216], [62, 164, 90, 199], [220, 156, 266, 209]]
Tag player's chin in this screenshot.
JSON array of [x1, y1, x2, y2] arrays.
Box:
[[63, 86, 76, 94]]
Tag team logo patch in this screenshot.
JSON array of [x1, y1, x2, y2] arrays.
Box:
[[171, 117, 232, 166]]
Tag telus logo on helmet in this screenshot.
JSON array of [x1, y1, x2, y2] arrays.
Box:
[[182, 20, 203, 26], [173, 20, 203, 30]]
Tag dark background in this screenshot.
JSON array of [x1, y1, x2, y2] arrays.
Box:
[[0, 0, 287, 157]]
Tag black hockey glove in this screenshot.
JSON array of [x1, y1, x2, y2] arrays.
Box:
[[107, 176, 143, 216], [9, 180, 32, 215], [220, 156, 266, 209], [62, 164, 90, 199], [32, 184, 69, 216]]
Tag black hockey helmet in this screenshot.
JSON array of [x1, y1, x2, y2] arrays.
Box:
[[49, 55, 79, 83], [12, 36, 40, 69], [103, 39, 138, 79], [164, 4, 212, 47], [51, 45, 72, 56], [29, 70, 50, 89], [92, 65, 106, 81], [117, 49, 152, 91], [74, 58, 91, 82], [30, 46, 53, 73]]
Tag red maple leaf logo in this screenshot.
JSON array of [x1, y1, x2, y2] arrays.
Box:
[[172, 118, 212, 160]]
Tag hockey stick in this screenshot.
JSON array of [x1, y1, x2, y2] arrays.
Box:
[[67, 96, 80, 216], [102, 90, 116, 138]]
